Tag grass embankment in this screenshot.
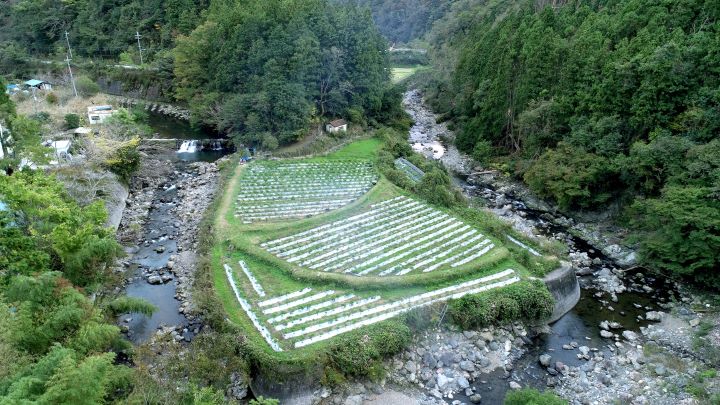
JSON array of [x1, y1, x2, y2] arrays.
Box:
[[208, 137, 555, 379]]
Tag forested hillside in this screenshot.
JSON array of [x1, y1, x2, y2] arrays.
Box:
[[337, 0, 453, 44], [424, 0, 720, 286], [174, 0, 398, 148], [1, 0, 208, 59]]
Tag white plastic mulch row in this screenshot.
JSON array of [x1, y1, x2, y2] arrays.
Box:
[[266, 294, 357, 324], [258, 288, 312, 308], [238, 261, 265, 297], [506, 235, 542, 256], [270, 199, 419, 255], [274, 296, 382, 331], [292, 270, 520, 348], [262, 196, 406, 249], [261, 290, 337, 315], [223, 264, 283, 351], [263, 196, 500, 277]]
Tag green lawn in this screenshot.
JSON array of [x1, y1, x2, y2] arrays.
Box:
[[391, 65, 425, 83]]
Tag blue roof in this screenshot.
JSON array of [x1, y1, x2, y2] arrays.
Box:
[[6, 84, 17, 89], [25, 79, 45, 86]]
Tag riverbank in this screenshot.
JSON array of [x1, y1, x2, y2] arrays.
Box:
[[383, 89, 720, 405]]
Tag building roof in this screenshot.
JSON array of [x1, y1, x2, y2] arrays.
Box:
[[24, 79, 48, 87], [88, 105, 113, 113], [328, 119, 347, 127], [74, 127, 92, 134]]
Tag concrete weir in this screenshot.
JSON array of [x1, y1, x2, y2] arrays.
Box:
[[543, 262, 581, 323]]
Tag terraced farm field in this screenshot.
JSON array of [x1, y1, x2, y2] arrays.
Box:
[[213, 140, 545, 353], [235, 161, 377, 222]]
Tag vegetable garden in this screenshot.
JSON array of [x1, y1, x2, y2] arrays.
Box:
[[212, 139, 549, 355]]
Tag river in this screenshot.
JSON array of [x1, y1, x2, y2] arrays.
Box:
[[402, 89, 679, 403], [118, 114, 229, 343]]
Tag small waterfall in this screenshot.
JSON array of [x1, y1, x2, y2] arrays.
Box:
[[178, 140, 199, 153], [210, 140, 223, 151]]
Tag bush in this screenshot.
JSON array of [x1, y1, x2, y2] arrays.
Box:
[[449, 280, 554, 330], [103, 137, 141, 182], [327, 320, 411, 379], [76, 76, 100, 97], [45, 92, 58, 105], [504, 388, 568, 405], [64, 113, 80, 129]]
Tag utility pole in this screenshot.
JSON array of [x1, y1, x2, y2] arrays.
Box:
[[135, 31, 144, 65], [64, 31, 73, 59], [65, 55, 78, 97]]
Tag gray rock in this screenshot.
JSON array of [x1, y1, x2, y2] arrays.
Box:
[[437, 374, 451, 390], [440, 352, 456, 366], [469, 394, 483, 404], [147, 275, 163, 284], [654, 365, 667, 376], [226, 372, 248, 400], [404, 361, 417, 374], [622, 330, 639, 341], [423, 352, 437, 368], [645, 311, 665, 321], [479, 331, 494, 342], [457, 376, 470, 389], [539, 354, 552, 367], [600, 330, 614, 338], [509, 381, 522, 390], [488, 341, 500, 351], [344, 395, 363, 405], [463, 331, 478, 339], [479, 357, 491, 367], [460, 360, 476, 372], [579, 346, 590, 356]]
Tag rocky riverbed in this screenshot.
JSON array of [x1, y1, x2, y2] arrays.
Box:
[[316, 90, 720, 405], [113, 142, 223, 344]]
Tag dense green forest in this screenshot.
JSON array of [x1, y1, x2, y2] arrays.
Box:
[[424, 0, 720, 286], [1, 0, 208, 60], [174, 0, 400, 148], [336, 0, 453, 44]]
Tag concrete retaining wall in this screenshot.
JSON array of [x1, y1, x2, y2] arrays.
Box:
[[543, 262, 581, 323]]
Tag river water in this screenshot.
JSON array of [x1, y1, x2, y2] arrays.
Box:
[[119, 115, 229, 343], [402, 89, 678, 403]]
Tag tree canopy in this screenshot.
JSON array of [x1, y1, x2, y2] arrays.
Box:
[[424, 0, 720, 286], [173, 0, 392, 147]]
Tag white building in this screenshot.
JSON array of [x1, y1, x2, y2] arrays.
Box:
[[87, 105, 115, 125], [326, 119, 348, 133]]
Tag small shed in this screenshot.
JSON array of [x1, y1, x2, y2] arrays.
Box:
[[5, 84, 19, 95], [326, 119, 348, 133], [43, 139, 72, 161], [24, 79, 52, 91], [87, 105, 115, 125]]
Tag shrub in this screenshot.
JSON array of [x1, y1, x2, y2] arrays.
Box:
[[472, 138, 493, 163], [45, 92, 58, 104], [504, 388, 568, 405], [449, 280, 554, 330], [76, 76, 100, 97], [103, 137, 141, 182], [327, 320, 411, 379], [64, 113, 80, 129]]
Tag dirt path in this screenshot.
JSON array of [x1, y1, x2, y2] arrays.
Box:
[[215, 162, 246, 232]]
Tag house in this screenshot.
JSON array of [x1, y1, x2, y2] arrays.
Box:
[[87, 105, 115, 125], [24, 79, 52, 91], [5, 84, 19, 95], [326, 119, 348, 133], [42, 139, 72, 162]]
